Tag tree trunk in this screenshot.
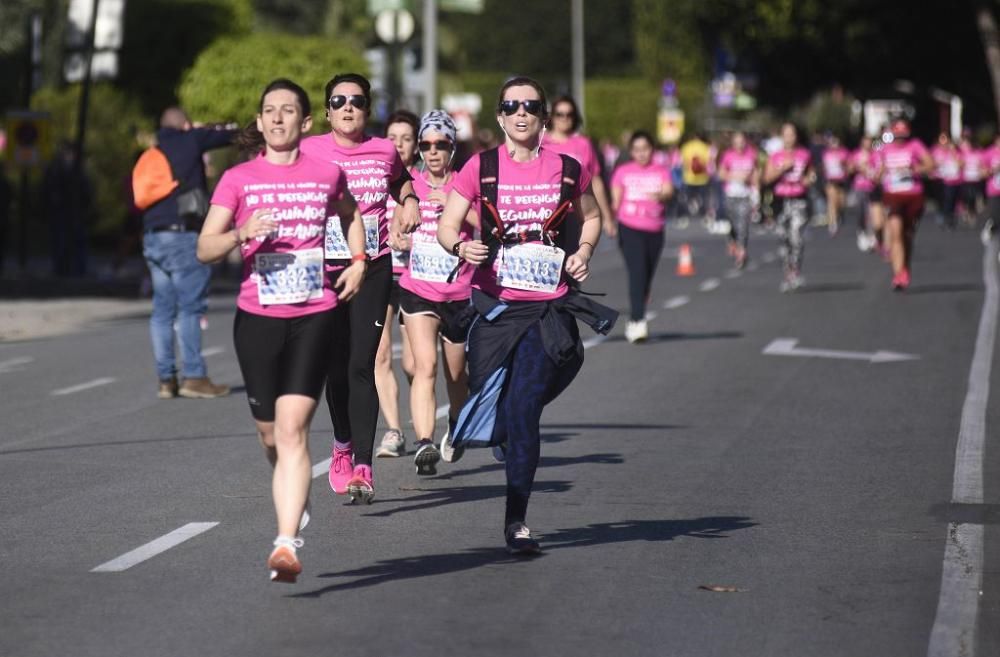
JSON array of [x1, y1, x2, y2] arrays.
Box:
[[977, 5, 1000, 124]]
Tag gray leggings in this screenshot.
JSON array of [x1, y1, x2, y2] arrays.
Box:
[[726, 195, 753, 251], [777, 198, 809, 272]]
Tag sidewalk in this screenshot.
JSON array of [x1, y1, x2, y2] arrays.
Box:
[[0, 254, 238, 343]]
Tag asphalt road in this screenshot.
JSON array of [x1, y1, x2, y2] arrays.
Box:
[[1, 220, 997, 657]]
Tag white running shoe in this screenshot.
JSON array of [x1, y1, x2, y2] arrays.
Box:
[[625, 320, 649, 344], [375, 429, 405, 457]]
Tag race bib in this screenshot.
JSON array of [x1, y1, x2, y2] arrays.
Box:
[[324, 214, 350, 259], [391, 248, 409, 269], [410, 236, 457, 283], [255, 248, 324, 306], [886, 170, 914, 193], [726, 181, 749, 198], [496, 243, 565, 294], [363, 214, 380, 256], [940, 161, 959, 179]]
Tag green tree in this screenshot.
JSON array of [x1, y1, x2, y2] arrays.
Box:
[[31, 83, 148, 237], [177, 32, 368, 127], [118, 0, 254, 115]]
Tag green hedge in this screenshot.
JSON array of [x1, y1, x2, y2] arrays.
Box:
[[448, 73, 705, 144], [177, 32, 368, 129]]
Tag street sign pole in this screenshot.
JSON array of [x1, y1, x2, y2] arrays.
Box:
[[571, 0, 584, 115], [423, 0, 438, 115]]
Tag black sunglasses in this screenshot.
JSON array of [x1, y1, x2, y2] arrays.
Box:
[[328, 94, 368, 110], [418, 140, 454, 152], [553, 110, 575, 119], [499, 99, 544, 116]]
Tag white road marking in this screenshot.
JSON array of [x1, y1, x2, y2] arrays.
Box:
[[699, 278, 721, 292], [201, 346, 225, 357], [0, 356, 33, 373], [312, 457, 332, 479], [91, 522, 219, 572], [724, 270, 743, 279], [663, 295, 690, 310], [927, 239, 997, 656], [582, 335, 608, 349], [51, 377, 116, 396], [762, 338, 919, 364]]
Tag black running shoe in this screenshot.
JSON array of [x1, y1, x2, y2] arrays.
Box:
[[414, 439, 440, 476], [505, 522, 541, 556]]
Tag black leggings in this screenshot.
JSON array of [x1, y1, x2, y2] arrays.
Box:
[[325, 255, 392, 465], [618, 223, 665, 322], [233, 308, 336, 422], [490, 319, 582, 527]]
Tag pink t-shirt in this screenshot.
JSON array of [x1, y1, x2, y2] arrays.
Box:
[[932, 145, 963, 185], [769, 148, 811, 198], [398, 171, 475, 302], [542, 133, 601, 179], [822, 147, 850, 182], [850, 148, 881, 192], [452, 148, 592, 302], [300, 134, 403, 262], [881, 139, 929, 195], [719, 147, 758, 197], [984, 146, 1000, 197], [960, 145, 985, 182], [211, 153, 346, 318], [610, 161, 672, 232]]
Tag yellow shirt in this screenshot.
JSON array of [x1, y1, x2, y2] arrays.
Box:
[[681, 139, 711, 186]]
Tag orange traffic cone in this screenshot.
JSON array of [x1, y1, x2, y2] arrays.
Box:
[[676, 243, 695, 277]]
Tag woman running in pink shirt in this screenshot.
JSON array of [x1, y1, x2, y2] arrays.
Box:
[[880, 119, 933, 290], [196, 79, 364, 583]]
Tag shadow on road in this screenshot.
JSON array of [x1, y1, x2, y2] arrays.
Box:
[[290, 515, 756, 599], [361, 480, 573, 517], [792, 282, 866, 293], [903, 282, 982, 295], [431, 452, 625, 481], [0, 431, 257, 456], [603, 332, 743, 345]]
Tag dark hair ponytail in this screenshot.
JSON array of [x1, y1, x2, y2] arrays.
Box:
[[236, 78, 312, 157]]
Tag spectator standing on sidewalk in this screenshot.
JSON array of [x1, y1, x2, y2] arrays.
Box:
[[141, 107, 236, 399]]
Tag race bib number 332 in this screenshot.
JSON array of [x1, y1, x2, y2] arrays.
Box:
[[255, 248, 324, 305]]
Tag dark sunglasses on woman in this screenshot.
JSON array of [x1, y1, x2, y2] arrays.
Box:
[[328, 94, 368, 110], [498, 99, 544, 116], [418, 140, 454, 152]]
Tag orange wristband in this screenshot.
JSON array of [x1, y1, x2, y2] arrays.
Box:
[[351, 253, 367, 263]]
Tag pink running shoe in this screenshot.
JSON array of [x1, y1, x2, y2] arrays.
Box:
[[346, 464, 374, 504], [892, 268, 911, 291], [328, 442, 353, 494]]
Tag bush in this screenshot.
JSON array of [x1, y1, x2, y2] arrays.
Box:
[[31, 83, 147, 238], [177, 32, 368, 129]]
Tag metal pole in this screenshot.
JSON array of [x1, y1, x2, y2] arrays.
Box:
[[423, 0, 437, 114], [571, 0, 584, 115], [74, 0, 98, 168]]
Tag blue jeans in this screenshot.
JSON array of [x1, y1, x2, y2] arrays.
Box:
[[142, 231, 211, 380]]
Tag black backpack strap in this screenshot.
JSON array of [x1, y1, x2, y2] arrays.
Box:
[[478, 147, 502, 259]]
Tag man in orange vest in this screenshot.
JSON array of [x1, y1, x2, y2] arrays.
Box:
[[141, 107, 236, 400]]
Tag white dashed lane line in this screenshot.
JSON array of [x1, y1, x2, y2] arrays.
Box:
[[698, 278, 721, 292], [91, 522, 219, 573], [51, 377, 117, 396], [201, 346, 226, 357], [0, 356, 34, 373], [663, 295, 690, 310]]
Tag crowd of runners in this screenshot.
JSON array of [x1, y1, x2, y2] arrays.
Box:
[[190, 70, 995, 583]]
